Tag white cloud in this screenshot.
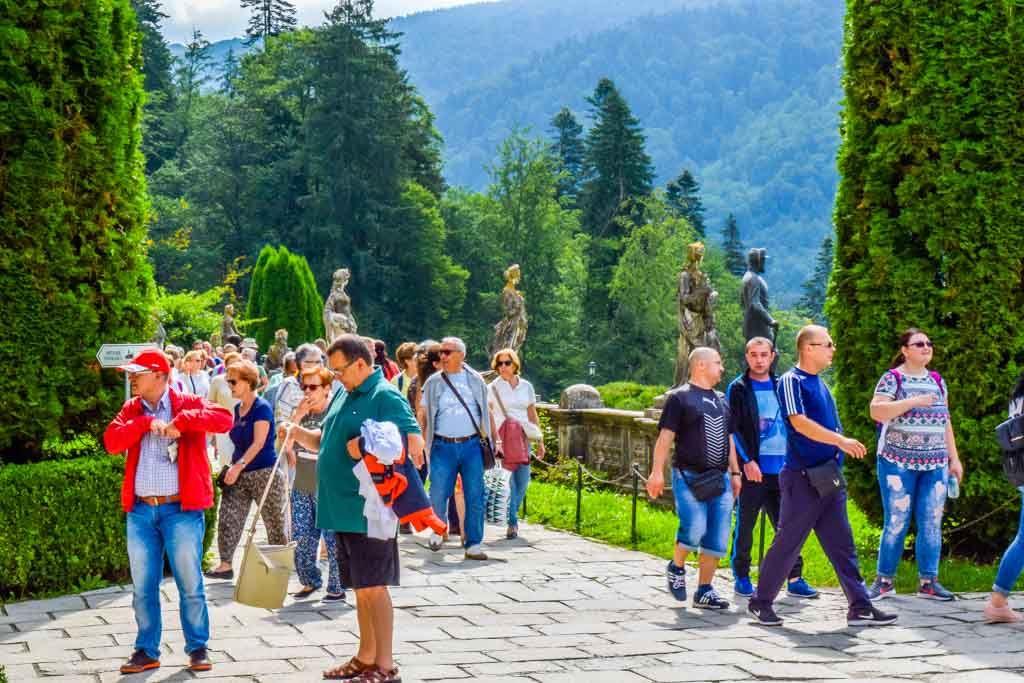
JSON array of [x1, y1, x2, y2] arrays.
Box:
[[162, 0, 498, 44]]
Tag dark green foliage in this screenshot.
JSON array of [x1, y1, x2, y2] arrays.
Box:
[[0, 455, 218, 598], [241, 0, 298, 46], [155, 286, 228, 347], [721, 213, 746, 277], [0, 0, 155, 458], [171, 28, 212, 166], [550, 107, 585, 208], [245, 246, 324, 348], [665, 170, 706, 238], [132, 0, 177, 173], [796, 235, 833, 325], [829, 0, 1024, 556]]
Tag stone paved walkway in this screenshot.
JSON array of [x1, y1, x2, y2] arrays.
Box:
[[3, 521, 1024, 682]]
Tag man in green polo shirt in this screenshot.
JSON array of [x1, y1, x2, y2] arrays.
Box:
[[282, 334, 423, 683]]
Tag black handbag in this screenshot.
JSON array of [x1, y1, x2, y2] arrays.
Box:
[[685, 468, 726, 502], [805, 458, 846, 498], [997, 414, 1024, 486], [440, 372, 497, 469], [215, 464, 235, 490]]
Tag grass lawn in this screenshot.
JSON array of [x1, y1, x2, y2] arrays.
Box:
[[521, 479, 999, 594]]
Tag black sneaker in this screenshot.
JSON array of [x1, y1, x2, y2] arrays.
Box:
[[693, 586, 729, 610], [120, 649, 160, 674], [748, 602, 783, 626], [847, 605, 898, 627], [666, 561, 687, 601]]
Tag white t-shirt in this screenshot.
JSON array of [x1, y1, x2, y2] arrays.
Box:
[[488, 377, 537, 430]]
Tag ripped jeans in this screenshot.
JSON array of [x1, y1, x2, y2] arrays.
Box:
[[876, 457, 948, 580]]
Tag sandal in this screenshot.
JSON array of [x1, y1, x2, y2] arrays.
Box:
[[292, 586, 317, 599], [323, 656, 373, 680], [350, 666, 401, 683]]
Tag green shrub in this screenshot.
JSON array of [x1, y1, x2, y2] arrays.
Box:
[[596, 382, 668, 411], [0, 0, 155, 460], [0, 455, 218, 598], [246, 245, 325, 349], [830, 0, 1024, 556], [36, 433, 106, 462], [155, 286, 229, 348]]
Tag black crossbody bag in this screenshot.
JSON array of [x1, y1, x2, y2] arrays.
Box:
[[440, 372, 497, 469], [687, 469, 726, 502], [805, 458, 846, 498]]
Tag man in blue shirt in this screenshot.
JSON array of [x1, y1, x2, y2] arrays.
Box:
[[748, 325, 897, 627], [726, 337, 817, 599]]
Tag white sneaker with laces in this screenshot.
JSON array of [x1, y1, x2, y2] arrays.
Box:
[[428, 533, 443, 551]]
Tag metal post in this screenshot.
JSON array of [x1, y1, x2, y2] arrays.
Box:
[[575, 459, 582, 534], [522, 492, 527, 518], [124, 373, 131, 403], [631, 463, 639, 547]]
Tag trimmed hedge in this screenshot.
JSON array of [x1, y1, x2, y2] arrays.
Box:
[[0, 455, 218, 599], [596, 382, 668, 411], [831, 1, 1024, 555]]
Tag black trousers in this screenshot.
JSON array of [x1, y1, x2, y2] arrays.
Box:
[[730, 473, 803, 580]]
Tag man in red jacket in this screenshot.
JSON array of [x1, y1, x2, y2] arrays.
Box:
[[103, 349, 232, 674]]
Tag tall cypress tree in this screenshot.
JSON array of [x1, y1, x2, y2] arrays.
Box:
[[246, 246, 323, 347], [0, 0, 154, 458], [721, 213, 745, 276], [549, 106, 585, 209], [830, 0, 1024, 554], [796, 235, 833, 325], [665, 169, 706, 238], [241, 0, 298, 46]]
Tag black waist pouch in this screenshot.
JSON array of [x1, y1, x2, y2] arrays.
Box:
[[686, 469, 726, 502], [805, 458, 846, 498]]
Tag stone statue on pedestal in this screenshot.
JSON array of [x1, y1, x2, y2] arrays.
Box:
[[324, 268, 358, 342], [265, 329, 290, 372], [489, 264, 528, 358], [221, 304, 241, 341], [741, 248, 778, 344], [673, 242, 720, 387]]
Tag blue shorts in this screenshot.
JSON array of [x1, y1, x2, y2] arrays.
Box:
[[672, 468, 733, 557]]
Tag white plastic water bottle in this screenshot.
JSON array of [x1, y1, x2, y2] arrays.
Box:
[[947, 473, 960, 499]]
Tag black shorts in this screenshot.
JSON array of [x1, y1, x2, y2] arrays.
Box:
[[335, 532, 400, 589]]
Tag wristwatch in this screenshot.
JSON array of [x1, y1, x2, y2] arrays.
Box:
[[730, 471, 742, 477]]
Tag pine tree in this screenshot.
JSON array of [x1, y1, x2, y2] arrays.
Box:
[[721, 213, 745, 276], [796, 235, 833, 324], [241, 0, 298, 46], [550, 107, 585, 209], [830, 0, 1024, 554], [131, 0, 177, 173], [1, 0, 154, 458], [171, 28, 212, 165], [220, 48, 240, 96], [665, 169, 706, 238]]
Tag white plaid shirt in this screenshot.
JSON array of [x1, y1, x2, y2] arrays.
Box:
[[134, 389, 180, 497]]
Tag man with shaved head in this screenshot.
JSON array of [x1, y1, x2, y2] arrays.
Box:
[[647, 347, 742, 610], [747, 325, 897, 628]]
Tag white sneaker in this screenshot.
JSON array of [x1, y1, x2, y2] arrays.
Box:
[[428, 533, 443, 551], [464, 544, 488, 560]]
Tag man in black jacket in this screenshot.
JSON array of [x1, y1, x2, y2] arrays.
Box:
[[726, 337, 818, 599]]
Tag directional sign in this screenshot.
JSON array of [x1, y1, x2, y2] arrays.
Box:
[[95, 343, 156, 369]]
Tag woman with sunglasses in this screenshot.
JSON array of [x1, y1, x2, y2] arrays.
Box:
[[206, 360, 288, 580], [488, 348, 545, 539], [866, 328, 962, 601], [287, 366, 344, 601]]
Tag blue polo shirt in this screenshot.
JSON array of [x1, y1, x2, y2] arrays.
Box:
[[777, 366, 842, 470]]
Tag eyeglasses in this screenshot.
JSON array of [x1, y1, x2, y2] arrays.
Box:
[[496, 360, 514, 367], [226, 379, 238, 386], [439, 349, 455, 356], [908, 341, 934, 349], [809, 341, 836, 349], [301, 383, 323, 392], [331, 359, 356, 377]]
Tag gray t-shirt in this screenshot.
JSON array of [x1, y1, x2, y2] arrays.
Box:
[[294, 408, 328, 494], [427, 370, 480, 438]]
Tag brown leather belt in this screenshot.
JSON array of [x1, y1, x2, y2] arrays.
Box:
[[136, 494, 181, 506], [435, 434, 478, 444]]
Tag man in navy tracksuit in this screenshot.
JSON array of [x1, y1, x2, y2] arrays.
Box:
[[726, 337, 817, 599]]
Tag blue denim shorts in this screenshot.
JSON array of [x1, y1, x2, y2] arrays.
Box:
[[672, 468, 733, 557]]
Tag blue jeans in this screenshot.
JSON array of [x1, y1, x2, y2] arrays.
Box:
[[429, 437, 484, 548], [507, 464, 531, 528], [292, 490, 342, 594], [671, 468, 733, 557], [126, 501, 209, 658], [876, 458, 947, 579], [994, 487, 1024, 596]]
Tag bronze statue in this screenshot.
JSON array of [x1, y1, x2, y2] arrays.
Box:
[[220, 304, 241, 341], [265, 329, 290, 372], [324, 268, 358, 342], [741, 248, 778, 344], [674, 242, 720, 386], [489, 264, 528, 358]]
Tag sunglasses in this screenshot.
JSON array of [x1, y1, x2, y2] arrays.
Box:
[[302, 383, 323, 392], [496, 359, 514, 367], [809, 341, 836, 349], [908, 341, 934, 349], [439, 349, 456, 356]]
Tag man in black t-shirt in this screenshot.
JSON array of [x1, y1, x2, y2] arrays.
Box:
[[647, 347, 742, 610]]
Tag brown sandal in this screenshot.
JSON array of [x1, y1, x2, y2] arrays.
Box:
[[323, 656, 373, 680], [350, 666, 401, 683]]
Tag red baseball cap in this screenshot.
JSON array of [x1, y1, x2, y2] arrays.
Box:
[[117, 348, 171, 375]]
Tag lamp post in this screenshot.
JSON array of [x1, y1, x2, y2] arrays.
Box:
[[587, 360, 597, 379]]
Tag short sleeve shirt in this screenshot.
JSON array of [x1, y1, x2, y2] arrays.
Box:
[[317, 368, 421, 533], [489, 377, 537, 429], [658, 384, 732, 473], [230, 397, 277, 471], [874, 370, 949, 470], [426, 370, 479, 437], [777, 367, 841, 469]]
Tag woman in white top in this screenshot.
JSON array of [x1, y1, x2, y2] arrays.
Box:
[[208, 352, 242, 467], [181, 350, 211, 397], [487, 347, 545, 539]]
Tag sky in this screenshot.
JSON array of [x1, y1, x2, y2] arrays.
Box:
[[162, 0, 499, 43]]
